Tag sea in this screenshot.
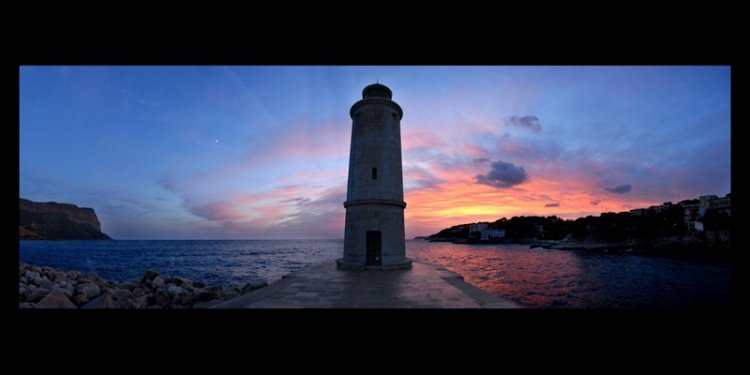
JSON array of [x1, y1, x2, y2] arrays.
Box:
[[19, 239, 732, 308]]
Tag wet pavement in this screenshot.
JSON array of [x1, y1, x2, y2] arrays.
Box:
[[212, 260, 521, 308]]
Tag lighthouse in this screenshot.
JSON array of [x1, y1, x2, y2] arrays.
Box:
[[337, 83, 412, 270]]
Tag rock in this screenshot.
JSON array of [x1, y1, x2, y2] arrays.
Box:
[[83, 293, 115, 309], [51, 271, 66, 283], [119, 282, 138, 291], [194, 288, 221, 302], [37, 278, 55, 290], [151, 276, 166, 290], [78, 274, 102, 285], [19, 284, 28, 302], [35, 287, 76, 308], [112, 288, 132, 301], [19, 198, 111, 240], [180, 292, 193, 306], [60, 286, 75, 298], [79, 283, 101, 299], [169, 276, 193, 288], [141, 270, 160, 284], [17, 262, 232, 309], [132, 295, 148, 309], [19, 302, 34, 309], [24, 271, 43, 285], [74, 293, 90, 306], [26, 286, 50, 303], [166, 285, 186, 296], [153, 290, 170, 308]]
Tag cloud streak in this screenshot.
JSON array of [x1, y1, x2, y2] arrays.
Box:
[[605, 184, 632, 194]]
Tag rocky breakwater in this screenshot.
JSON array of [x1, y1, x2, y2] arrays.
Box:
[[19, 198, 111, 240], [18, 263, 268, 309]]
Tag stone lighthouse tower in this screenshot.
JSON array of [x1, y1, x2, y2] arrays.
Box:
[[337, 83, 412, 270]]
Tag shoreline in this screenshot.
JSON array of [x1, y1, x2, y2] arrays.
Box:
[[18, 262, 267, 309]]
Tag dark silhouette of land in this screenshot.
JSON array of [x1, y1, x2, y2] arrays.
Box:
[[19, 198, 111, 240], [428, 194, 730, 256]]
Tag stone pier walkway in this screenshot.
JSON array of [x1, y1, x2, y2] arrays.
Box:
[[212, 261, 520, 308]]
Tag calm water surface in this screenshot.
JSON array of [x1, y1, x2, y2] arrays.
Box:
[[19, 239, 731, 308]]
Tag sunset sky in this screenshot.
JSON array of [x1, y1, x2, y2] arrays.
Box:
[[19, 66, 731, 239]]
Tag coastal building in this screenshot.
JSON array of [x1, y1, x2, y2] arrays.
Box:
[[469, 223, 488, 236], [337, 83, 412, 270], [710, 194, 731, 216], [699, 195, 719, 216], [630, 208, 646, 216], [694, 220, 704, 232], [487, 228, 506, 239], [468, 223, 505, 240], [682, 202, 700, 229]]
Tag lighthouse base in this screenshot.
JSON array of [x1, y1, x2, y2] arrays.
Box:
[[336, 258, 413, 270]]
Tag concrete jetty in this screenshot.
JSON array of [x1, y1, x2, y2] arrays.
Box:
[[212, 261, 521, 308]]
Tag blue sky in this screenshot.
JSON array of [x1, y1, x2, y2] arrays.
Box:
[[19, 66, 730, 239]]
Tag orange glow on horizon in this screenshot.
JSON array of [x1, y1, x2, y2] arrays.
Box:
[[403, 170, 663, 236]]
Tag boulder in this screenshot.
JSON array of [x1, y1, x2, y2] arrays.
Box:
[[74, 293, 90, 306], [169, 276, 193, 288], [24, 271, 43, 285], [79, 283, 101, 299], [166, 285, 186, 296], [153, 290, 170, 308], [132, 295, 148, 309], [35, 287, 76, 309], [60, 286, 75, 298], [141, 270, 160, 284], [194, 288, 221, 302], [19, 285, 28, 302], [119, 282, 138, 291], [151, 276, 165, 290], [26, 286, 50, 303], [78, 274, 102, 285]]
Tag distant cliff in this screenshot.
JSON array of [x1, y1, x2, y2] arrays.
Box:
[[19, 198, 111, 240]]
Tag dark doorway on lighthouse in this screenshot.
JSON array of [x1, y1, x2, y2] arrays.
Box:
[[366, 231, 382, 266]]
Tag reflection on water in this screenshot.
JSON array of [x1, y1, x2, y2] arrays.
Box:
[[19, 239, 731, 308], [406, 240, 731, 308]]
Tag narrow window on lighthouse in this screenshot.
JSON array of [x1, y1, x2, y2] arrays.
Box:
[[372, 167, 378, 180]]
